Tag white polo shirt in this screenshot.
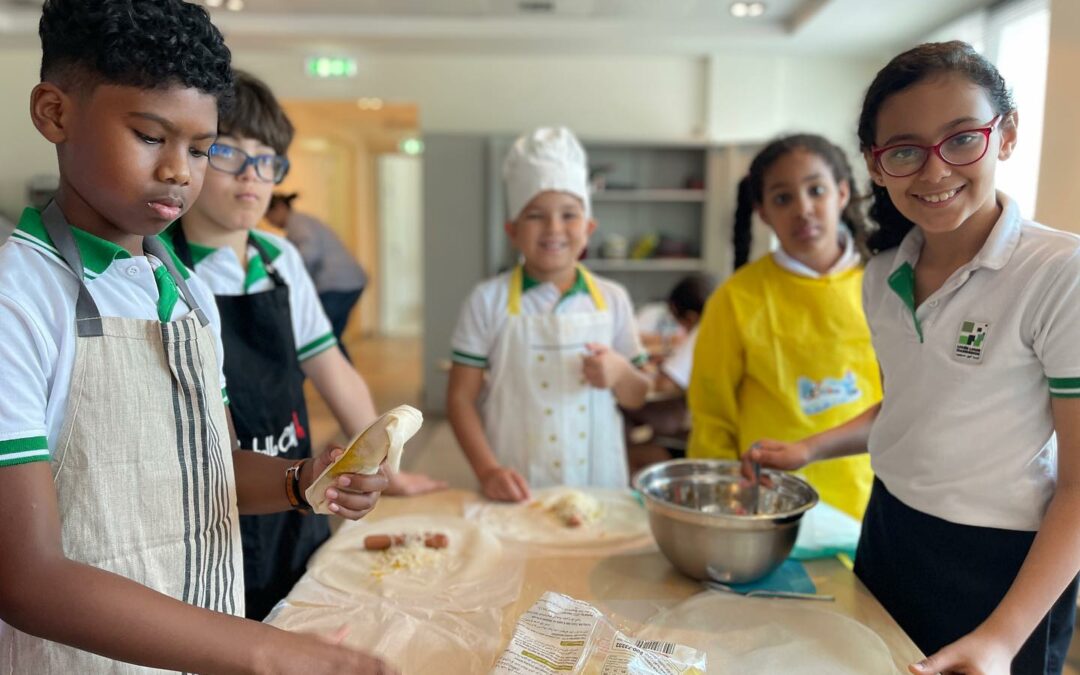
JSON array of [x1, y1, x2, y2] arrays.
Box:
[[661, 327, 697, 390], [451, 267, 647, 370], [864, 193, 1080, 530], [168, 228, 338, 362], [0, 208, 228, 468]]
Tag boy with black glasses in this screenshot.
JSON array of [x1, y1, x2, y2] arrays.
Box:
[[168, 70, 446, 619]]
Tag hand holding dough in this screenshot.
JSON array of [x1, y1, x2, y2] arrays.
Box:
[[305, 405, 424, 515]]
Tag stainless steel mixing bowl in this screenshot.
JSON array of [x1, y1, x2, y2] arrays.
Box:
[[632, 459, 818, 583]]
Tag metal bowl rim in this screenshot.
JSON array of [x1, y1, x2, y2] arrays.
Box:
[[632, 458, 819, 523]]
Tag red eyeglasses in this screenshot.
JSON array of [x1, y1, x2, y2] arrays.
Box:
[[872, 115, 1001, 178]]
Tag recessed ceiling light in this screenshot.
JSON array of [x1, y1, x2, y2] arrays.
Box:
[[204, 0, 223, 7], [225, 0, 244, 11], [730, 2, 766, 18]]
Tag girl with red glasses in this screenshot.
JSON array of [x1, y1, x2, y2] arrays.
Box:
[[743, 41, 1080, 675]]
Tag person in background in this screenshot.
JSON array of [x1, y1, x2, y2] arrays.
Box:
[[168, 70, 446, 619], [688, 133, 880, 520], [266, 191, 367, 361], [447, 127, 650, 502], [744, 41, 1080, 675], [625, 273, 716, 473], [0, 1, 394, 672]]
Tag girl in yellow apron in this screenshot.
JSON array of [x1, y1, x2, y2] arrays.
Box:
[[447, 127, 650, 502], [688, 134, 881, 519]]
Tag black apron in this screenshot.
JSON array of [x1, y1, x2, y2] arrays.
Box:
[[855, 477, 1078, 674], [173, 228, 331, 620]]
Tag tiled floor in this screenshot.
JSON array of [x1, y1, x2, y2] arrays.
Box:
[[315, 334, 1080, 673]]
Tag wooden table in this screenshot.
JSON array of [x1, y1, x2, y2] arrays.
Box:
[[334, 488, 923, 672]]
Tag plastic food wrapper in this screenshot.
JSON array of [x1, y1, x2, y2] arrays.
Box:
[[491, 592, 706, 674], [637, 591, 895, 674], [466, 487, 654, 557], [305, 513, 524, 612], [305, 405, 423, 515]]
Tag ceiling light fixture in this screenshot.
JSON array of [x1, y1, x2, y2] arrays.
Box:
[[356, 97, 384, 111], [204, 0, 223, 7], [225, 0, 244, 11], [730, 2, 765, 18]]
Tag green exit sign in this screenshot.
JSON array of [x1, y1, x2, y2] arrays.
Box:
[[306, 57, 358, 79]]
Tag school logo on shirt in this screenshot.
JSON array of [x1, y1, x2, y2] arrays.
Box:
[[954, 320, 990, 363], [797, 371, 862, 416]]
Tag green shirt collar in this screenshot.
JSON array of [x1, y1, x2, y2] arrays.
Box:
[[16, 207, 189, 280], [522, 267, 588, 300], [164, 224, 280, 290]]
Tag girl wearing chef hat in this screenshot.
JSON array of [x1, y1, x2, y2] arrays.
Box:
[[447, 126, 651, 502]]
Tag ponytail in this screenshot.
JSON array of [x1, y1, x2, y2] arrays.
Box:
[[733, 175, 754, 270]]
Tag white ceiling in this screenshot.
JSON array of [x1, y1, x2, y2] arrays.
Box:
[[0, 0, 1001, 57]]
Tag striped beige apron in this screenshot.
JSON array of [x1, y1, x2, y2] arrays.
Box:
[[1, 203, 244, 673]]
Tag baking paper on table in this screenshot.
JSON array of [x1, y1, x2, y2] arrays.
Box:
[[466, 487, 654, 556], [491, 592, 706, 675], [268, 590, 505, 674], [637, 591, 897, 674], [304, 513, 523, 612]]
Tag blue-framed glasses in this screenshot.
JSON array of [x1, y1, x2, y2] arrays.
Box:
[[207, 143, 290, 184]]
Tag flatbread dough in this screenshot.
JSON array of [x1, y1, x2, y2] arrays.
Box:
[[638, 592, 896, 674], [305, 405, 423, 515], [308, 514, 507, 608], [468, 487, 651, 548]]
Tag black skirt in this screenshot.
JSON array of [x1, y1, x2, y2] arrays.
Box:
[[855, 478, 1077, 675]]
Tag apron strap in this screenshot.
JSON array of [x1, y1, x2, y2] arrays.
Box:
[[577, 265, 608, 312], [143, 235, 209, 328], [40, 201, 104, 337], [506, 264, 608, 315], [507, 266, 524, 316], [247, 234, 287, 287]]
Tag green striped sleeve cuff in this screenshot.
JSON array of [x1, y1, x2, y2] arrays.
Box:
[[1049, 377, 1080, 398], [632, 352, 650, 368], [0, 436, 50, 467], [451, 350, 488, 368], [298, 332, 338, 362]]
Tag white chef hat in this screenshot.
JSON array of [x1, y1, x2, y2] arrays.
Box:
[[502, 126, 591, 221]]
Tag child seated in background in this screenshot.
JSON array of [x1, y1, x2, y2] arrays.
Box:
[[447, 126, 650, 502], [626, 273, 716, 473]]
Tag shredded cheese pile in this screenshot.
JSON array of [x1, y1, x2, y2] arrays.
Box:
[[540, 490, 602, 527], [368, 534, 446, 579]]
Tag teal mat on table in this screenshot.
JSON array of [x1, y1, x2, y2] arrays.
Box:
[[790, 501, 860, 561], [727, 560, 817, 595]]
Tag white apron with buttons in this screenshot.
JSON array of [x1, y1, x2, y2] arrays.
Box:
[[482, 265, 629, 489]]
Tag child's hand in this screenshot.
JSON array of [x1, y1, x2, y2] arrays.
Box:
[[582, 342, 628, 389], [385, 470, 449, 497], [908, 628, 1014, 675], [257, 625, 398, 675], [480, 466, 531, 502], [739, 439, 814, 486], [305, 448, 389, 519]]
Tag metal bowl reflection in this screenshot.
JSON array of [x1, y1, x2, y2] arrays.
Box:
[[632, 459, 818, 583]]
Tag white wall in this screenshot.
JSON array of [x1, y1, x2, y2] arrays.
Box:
[[0, 49, 58, 221], [1035, 0, 1080, 234]]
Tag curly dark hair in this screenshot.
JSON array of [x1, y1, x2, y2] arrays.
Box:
[[39, 0, 233, 109], [220, 70, 295, 155], [858, 41, 1015, 253], [732, 134, 869, 270]]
